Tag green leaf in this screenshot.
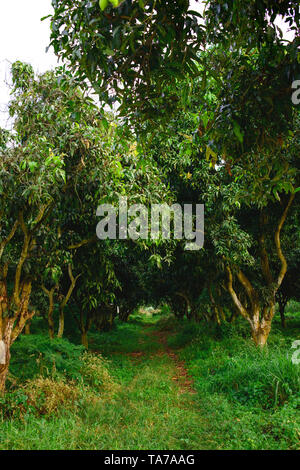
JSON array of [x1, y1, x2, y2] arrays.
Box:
[[233, 121, 244, 144], [28, 161, 38, 172]]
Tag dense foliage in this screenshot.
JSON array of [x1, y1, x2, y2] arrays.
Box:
[[0, 0, 300, 451]]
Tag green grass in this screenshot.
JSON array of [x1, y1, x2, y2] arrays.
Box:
[[164, 311, 300, 450], [0, 307, 299, 450], [0, 316, 213, 450]]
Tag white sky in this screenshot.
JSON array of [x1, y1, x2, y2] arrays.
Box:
[[0, 0, 295, 129], [0, 0, 58, 128]]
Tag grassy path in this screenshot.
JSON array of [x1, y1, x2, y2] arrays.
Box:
[[85, 319, 214, 450], [0, 316, 215, 450], [2, 313, 299, 449]]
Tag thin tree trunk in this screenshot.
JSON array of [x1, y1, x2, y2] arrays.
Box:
[[24, 321, 31, 335], [81, 331, 89, 349], [48, 310, 55, 339], [229, 308, 239, 323], [78, 309, 92, 349], [57, 309, 65, 339], [119, 308, 130, 322], [279, 305, 286, 329], [42, 285, 57, 339], [175, 292, 190, 319], [208, 284, 223, 325], [56, 265, 80, 338]]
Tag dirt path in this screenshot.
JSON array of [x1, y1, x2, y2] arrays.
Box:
[[151, 329, 196, 394], [124, 325, 196, 395], [87, 317, 217, 448], [103, 320, 215, 449]]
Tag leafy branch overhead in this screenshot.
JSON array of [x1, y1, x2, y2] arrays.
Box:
[[50, 0, 205, 120]]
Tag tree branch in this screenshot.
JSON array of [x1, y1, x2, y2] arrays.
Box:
[[259, 210, 273, 286], [0, 220, 19, 261], [226, 266, 251, 323], [275, 193, 295, 289], [68, 235, 97, 250]]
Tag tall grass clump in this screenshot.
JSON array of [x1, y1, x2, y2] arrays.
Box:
[[1, 336, 118, 422], [168, 316, 300, 449]]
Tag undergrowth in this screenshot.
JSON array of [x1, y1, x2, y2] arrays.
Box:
[[0, 305, 299, 450]]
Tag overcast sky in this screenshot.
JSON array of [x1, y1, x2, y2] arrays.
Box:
[[0, 0, 58, 128], [0, 0, 295, 129]]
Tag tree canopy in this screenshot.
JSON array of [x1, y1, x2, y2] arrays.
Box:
[[0, 1, 300, 394]]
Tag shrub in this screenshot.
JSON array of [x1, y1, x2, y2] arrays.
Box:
[[80, 352, 119, 395], [0, 389, 34, 420], [2, 347, 119, 420], [9, 335, 85, 383], [23, 377, 82, 416]]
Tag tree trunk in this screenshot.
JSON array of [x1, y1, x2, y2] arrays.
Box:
[[48, 312, 55, 339], [229, 309, 239, 323], [226, 195, 294, 346], [250, 304, 274, 347], [277, 295, 288, 329], [174, 292, 190, 319], [0, 213, 53, 392], [78, 309, 92, 349], [81, 331, 89, 349], [56, 265, 80, 339], [119, 308, 131, 322], [213, 306, 221, 325], [24, 321, 31, 335], [42, 285, 56, 339], [251, 323, 272, 347], [0, 363, 9, 394], [208, 285, 224, 325], [0, 338, 11, 394], [279, 305, 286, 329], [227, 266, 275, 347], [57, 309, 64, 338]]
